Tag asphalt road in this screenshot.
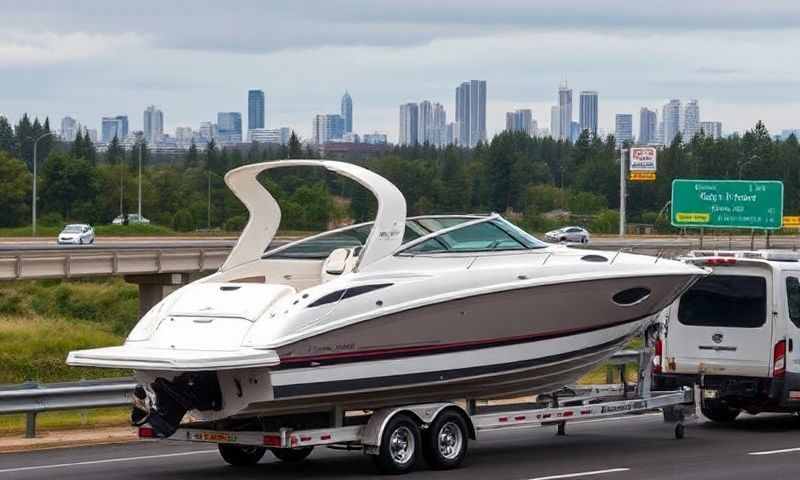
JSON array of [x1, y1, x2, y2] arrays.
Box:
[[2, 413, 800, 480]]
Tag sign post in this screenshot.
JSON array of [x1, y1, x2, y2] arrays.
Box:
[[619, 148, 626, 237], [671, 180, 784, 230]]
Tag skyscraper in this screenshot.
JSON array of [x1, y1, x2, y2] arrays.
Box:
[[578, 91, 598, 137], [312, 114, 345, 145], [143, 105, 164, 144], [505, 109, 533, 136], [550, 106, 560, 139], [455, 80, 486, 147], [248, 90, 265, 130], [101, 115, 128, 143], [60, 116, 78, 141], [418, 100, 433, 145], [432, 102, 446, 146], [398, 103, 419, 146], [699, 121, 722, 139], [639, 108, 658, 145], [615, 114, 633, 147], [217, 112, 242, 144], [558, 82, 572, 142], [570, 121, 580, 143], [681, 100, 700, 140], [662, 99, 681, 145], [341, 91, 353, 134]]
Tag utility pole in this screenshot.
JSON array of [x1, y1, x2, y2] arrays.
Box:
[[31, 132, 55, 237], [207, 171, 211, 230], [138, 140, 143, 220], [619, 147, 627, 237]]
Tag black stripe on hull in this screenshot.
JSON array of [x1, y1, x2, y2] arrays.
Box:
[[273, 331, 631, 399]]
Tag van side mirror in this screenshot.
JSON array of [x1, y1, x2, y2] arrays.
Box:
[[324, 248, 351, 275]]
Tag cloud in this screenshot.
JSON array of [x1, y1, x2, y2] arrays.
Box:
[[0, 31, 147, 68]]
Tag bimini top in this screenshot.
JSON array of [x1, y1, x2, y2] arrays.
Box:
[[222, 160, 407, 271]]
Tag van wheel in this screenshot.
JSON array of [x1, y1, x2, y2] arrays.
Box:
[[218, 444, 266, 466], [372, 413, 420, 474], [270, 447, 313, 463], [701, 404, 741, 423], [423, 411, 469, 470]]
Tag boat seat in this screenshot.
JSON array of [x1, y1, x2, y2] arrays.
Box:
[[320, 247, 361, 283]]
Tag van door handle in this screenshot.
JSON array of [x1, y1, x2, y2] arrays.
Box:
[[789, 339, 794, 352]]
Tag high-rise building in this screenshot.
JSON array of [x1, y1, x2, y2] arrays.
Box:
[[570, 121, 581, 143], [312, 114, 345, 145], [248, 90, 265, 130], [579, 91, 598, 137], [199, 122, 217, 142], [455, 80, 486, 147], [699, 121, 722, 139], [83, 127, 98, 143], [60, 116, 78, 141], [446, 122, 457, 146], [217, 112, 242, 144], [101, 115, 128, 143], [558, 82, 572, 141], [681, 100, 700, 140], [662, 99, 681, 145], [398, 103, 419, 146], [143, 105, 164, 144], [615, 114, 633, 147], [656, 121, 664, 145], [248, 127, 291, 145], [418, 100, 433, 145], [505, 109, 533, 136], [530, 119, 538, 137], [341, 91, 353, 134], [550, 106, 560, 139], [175, 126, 194, 146], [432, 102, 446, 147], [639, 108, 658, 145], [363, 132, 388, 145]]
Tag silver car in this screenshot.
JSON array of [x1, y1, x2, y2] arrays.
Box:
[[58, 224, 95, 245], [544, 226, 590, 244]]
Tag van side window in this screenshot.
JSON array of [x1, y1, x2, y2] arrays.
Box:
[[786, 277, 800, 328], [677, 275, 766, 328]]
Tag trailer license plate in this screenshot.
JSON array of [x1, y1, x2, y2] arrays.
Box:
[[191, 431, 238, 443], [703, 389, 719, 399]]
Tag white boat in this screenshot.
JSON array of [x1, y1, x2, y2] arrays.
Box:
[[68, 160, 705, 437]]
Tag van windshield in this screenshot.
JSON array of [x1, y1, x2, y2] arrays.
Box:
[[677, 275, 767, 328]]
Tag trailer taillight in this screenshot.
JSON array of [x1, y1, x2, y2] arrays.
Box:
[[138, 426, 156, 438], [653, 337, 663, 374], [773, 340, 786, 378]]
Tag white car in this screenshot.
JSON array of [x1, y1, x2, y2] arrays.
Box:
[[544, 226, 590, 244], [58, 224, 95, 245], [112, 214, 151, 225]]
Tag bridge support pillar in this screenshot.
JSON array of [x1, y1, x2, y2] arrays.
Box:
[[124, 273, 191, 318]]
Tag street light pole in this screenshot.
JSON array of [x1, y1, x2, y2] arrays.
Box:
[[31, 131, 55, 237], [619, 147, 627, 237], [138, 141, 143, 220]]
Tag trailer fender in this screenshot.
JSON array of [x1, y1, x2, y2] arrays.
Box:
[[362, 403, 474, 448]]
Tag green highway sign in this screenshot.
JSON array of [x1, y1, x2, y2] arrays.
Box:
[[671, 179, 784, 229]]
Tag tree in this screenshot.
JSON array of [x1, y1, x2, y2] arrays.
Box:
[[287, 131, 302, 159], [0, 152, 32, 227], [40, 153, 100, 220], [0, 116, 14, 154], [185, 142, 199, 167]]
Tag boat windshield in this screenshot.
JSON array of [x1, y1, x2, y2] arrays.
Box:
[[264, 216, 480, 260], [399, 217, 547, 254]]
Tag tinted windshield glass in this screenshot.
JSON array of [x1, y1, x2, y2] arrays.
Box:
[[63, 226, 83, 233], [678, 275, 766, 328], [404, 220, 543, 254]]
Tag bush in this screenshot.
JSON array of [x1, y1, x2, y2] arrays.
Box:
[[172, 209, 195, 232], [39, 212, 64, 227], [591, 209, 621, 234], [223, 215, 247, 232]]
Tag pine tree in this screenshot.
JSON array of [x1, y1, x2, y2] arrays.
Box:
[[287, 131, 302, 159], [185, 142, 199, 167], [0, 116, 14, 154]]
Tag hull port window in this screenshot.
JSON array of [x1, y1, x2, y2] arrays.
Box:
[[612, 287, 651, 306], [307, 283, 393, 308]]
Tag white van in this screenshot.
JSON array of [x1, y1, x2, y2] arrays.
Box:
[[653, 250, 800, 422]]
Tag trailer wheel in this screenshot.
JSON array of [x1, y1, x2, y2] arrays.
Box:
[[372, 413, 421, 474], [423, 411, 468, 470], [218, 444, 266, 466], [270, 446, 313, 463], [674, 423, 685, 440]]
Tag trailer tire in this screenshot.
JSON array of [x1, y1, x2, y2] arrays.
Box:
[[422, 411, 468, 470], [701, 404, 740, 423], [372, 413, 420, 474], [218, 444, 266, 466], [270, 446, 313, 463]]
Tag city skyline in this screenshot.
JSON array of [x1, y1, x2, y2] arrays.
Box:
[[3, 2, 796, 143]]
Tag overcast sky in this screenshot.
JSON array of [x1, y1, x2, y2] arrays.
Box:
[[1, 0, 799, 142]]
